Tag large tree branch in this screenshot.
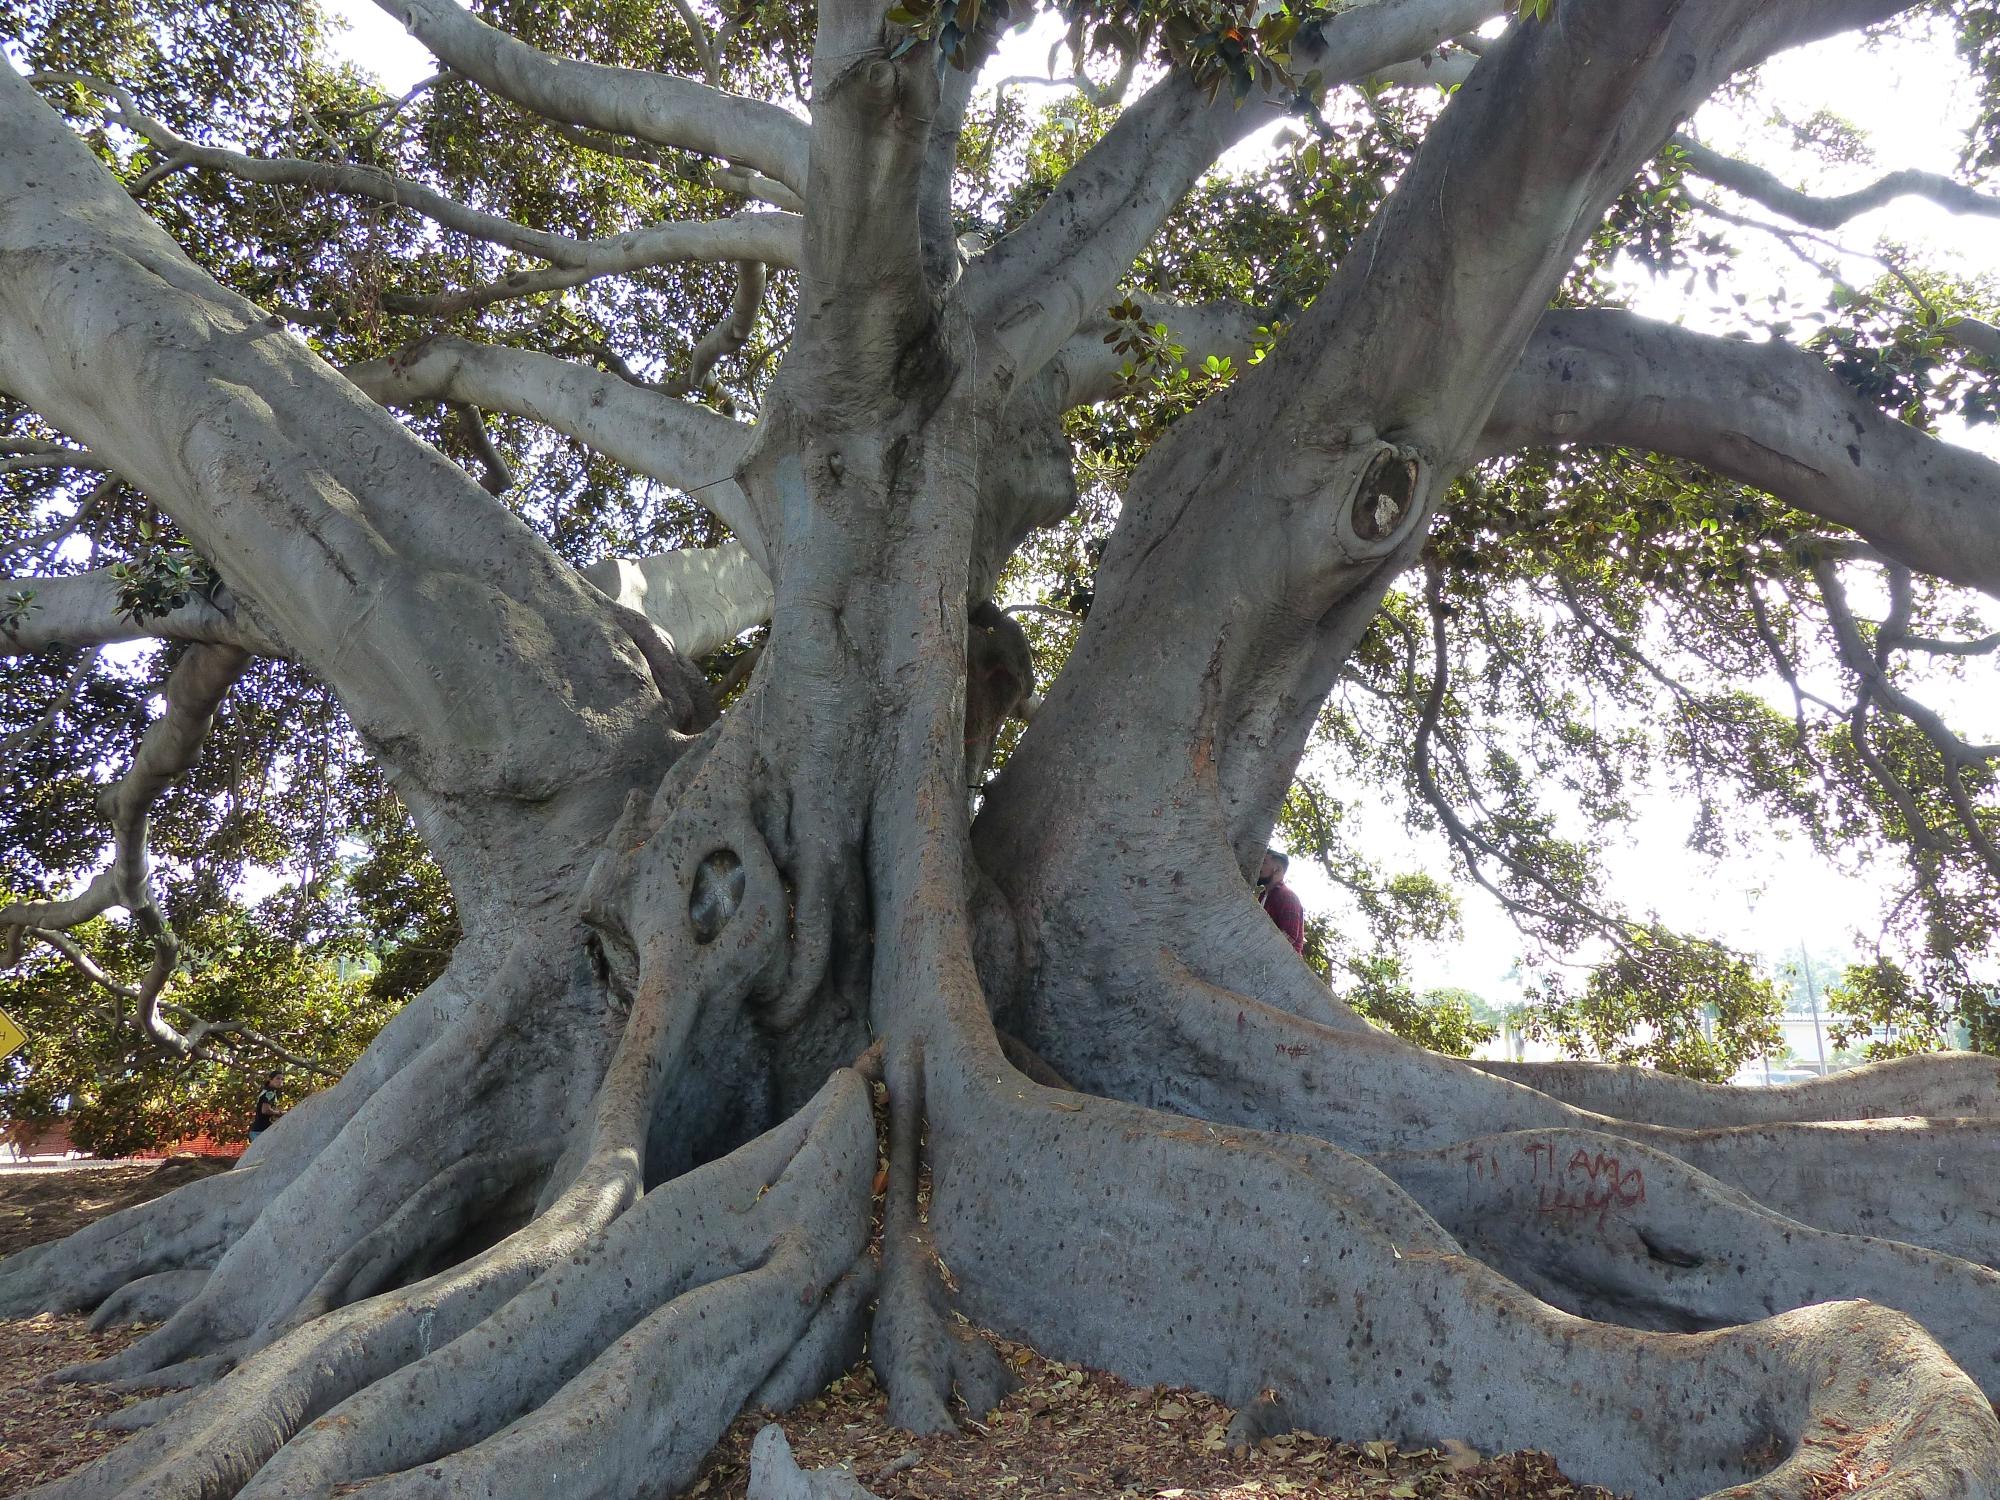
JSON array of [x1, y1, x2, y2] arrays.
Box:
[[919, 65, 979, 291], [371, 0, 812, 194], [373, 210, 801, 318], [991, 0, 1921, 883], [36, 71, 621, 267], [1481, 308, 2000, 598], [960, 0, 1504, 384], [1947, 315, 2000, 364], [790, 0, 942, 404], [1051, 298, 1270, 406], [0, 66, 675, 897], [1674, 135, 2000, 231], [1, 643, 248, 1053], [582, 543, 774, 661], [0, 569, 277, 655], [344, 336, 765, 562]]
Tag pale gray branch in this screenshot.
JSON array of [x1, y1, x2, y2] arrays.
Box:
[[1052, 298, 1270, 406], [0, 63, 672, 827], [1, 643, 257, 1061], [712, 165, 806, 213], [0, 436, 105, 474], [1368, 49, 1477, 89], [344, 337, 765, 561], [670, 261, 768, 396], [1675, 135, 2000, 231], [377, 211, 801, 318], [1888, 629, 2000, 657], [0, 569, 275, 655], [35, 71, 624, 268], [372, 0, 812, 192], [1482, 308, 2000, 599], [583, 542, 774, 660], [449, 403, 516, 495], [1946, 315, 2000, 364], [962, 0, 1503, 383]]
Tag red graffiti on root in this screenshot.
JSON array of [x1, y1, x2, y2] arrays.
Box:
[[1523, 1140, 1645, 1231]]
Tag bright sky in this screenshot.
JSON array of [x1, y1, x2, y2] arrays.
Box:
[[317, 1, 2000, 1003]]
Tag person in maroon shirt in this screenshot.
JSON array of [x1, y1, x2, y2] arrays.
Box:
[[1257, 848, 1305, 953]]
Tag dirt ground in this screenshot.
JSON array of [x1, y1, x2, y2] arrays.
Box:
[[0, 1156, 233, 1259], [0, 1161, 1624, 1499], [0, 1156, 235, 1497]]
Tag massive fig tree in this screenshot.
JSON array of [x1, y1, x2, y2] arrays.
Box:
[[5, 0, 2000, 1494]]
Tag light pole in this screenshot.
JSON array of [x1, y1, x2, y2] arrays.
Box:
[[1745, 890, 1772, 1085], [1799, 940, 1827, 1073]]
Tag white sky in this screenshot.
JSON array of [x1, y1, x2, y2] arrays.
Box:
[[317, 2, 2000, 1002]]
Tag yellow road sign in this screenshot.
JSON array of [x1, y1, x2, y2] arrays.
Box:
[[0, 1007, 25, 1063]]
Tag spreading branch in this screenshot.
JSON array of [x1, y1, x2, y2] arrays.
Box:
[[0, 568, 276, 655], [1811, 556, 2000, 879], [1052, 297, 1270, 405], [1481, 308, 2000, 598], [35, 71, 645, 269], [960, 0, 1504, 383], [0, 63, 672, 846], [1947, 315, 2000, 364], [374, 211, 801, 318], [1674, 134, 2000, 231], [583, 542, 775, 660], [371, 0, 812, 193], [0, 643, 325, 1075], [789, 0, 942, 401], [0, 437, 106, 475], [344, 336, 765, 560], [670, 261, 769, 397]]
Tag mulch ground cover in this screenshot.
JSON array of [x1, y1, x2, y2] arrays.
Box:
[[1, 1156, 235, 1497], [0, 1161, 1623, 1500], [695, 1349, 1624, 1500], [0, 1313, 155, 1497]]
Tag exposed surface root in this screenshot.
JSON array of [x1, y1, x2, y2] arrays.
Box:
[[919, 1020, 2000, 1499], [276, 1146, 553, 1335], [867, 1049, 1015, 1434], [753, 1255, 878, 1415], [349, 1236, 855, 1500], [1374, 1126, 2000, 1400], [236, 1070, 872, 1500], [0, 951, 505, 1325], [45, 928, 603, 1389], [1474, 1052, 2000, 1127], [0, 1165, 262, 1320], [21, 889, 737, 1500], [1093, 965, 2000, 1267], [1667, 1118, 2000, 1267], [21, 1162, 632, 1500], [86, 1269, 212, 1334]]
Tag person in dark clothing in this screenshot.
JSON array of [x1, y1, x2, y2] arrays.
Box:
[[1257, 848, 1305, 953], [249, 1072, 283, 1140]]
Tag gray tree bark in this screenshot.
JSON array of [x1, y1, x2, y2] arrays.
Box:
[[5, 0, 2000, 1497]]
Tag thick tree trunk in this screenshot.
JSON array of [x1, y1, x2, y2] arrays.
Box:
[[8, 1, 2000, 1497]]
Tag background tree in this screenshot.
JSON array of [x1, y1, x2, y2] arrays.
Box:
[[4, 0, 2000, 1497]]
